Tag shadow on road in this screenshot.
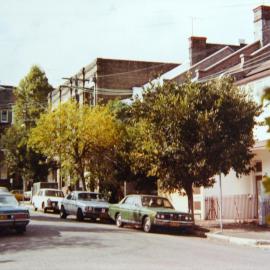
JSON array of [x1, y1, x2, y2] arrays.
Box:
[[0, 214, 207, 255], [0, 218, 127, 254]]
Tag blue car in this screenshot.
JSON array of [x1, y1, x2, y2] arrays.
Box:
[[0, 192, 30, 233]]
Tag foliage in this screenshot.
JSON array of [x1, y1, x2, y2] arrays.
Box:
[[105, 100, 158, 199], [0, 66, 53, 186], [29, 101, 122, 191], [128, 77, 261, 216], [14, 65, 53, 126]]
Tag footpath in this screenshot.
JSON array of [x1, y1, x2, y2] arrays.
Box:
[[195, 220, 270, 248]]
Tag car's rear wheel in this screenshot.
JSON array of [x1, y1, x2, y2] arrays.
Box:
[[143, 216, 152, 233], [116, 213, 123, 227], [42, 202, 47, 213], [60, 206, 67, 219], [15, 226, 26, 234], [76, 208, 84, 221]]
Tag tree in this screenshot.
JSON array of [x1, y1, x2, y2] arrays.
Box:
[[0, 66, 53, 188], [14, 65, 53, 127], [105, 100, 158, 199], [29, 101, 122, 191], [128, 77, 261, 217]]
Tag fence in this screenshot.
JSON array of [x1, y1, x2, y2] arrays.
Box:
[[205, 194, 257, 221], [261, 198, 270, 225]]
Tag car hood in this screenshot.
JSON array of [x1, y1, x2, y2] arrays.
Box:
[[143, 207, 190, 215], [78, 200, 109, 208], [0, 205, 29, 213]]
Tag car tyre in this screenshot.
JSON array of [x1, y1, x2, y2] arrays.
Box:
[[116, 213, 123, 227], [143, 216, 152, 233], [77, 208, 84, 221], [15, 226, 26, 234], [60, 206, 67, 219]]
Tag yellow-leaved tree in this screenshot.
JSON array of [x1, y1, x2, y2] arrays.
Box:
[[28, 101, 122, 190]]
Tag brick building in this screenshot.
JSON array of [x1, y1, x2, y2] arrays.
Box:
[[49, 58, 178, 109]]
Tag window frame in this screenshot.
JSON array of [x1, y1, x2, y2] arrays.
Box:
[[1, 110, 8, 123]]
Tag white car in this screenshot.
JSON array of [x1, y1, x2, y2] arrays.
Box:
[[32, 189, 64, 213]]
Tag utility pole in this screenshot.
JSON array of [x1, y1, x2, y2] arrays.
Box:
[[219, 173, 223, 232], [62, 67, 90, 105]]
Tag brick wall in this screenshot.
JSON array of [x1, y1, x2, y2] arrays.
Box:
[[96, 58, 178, 90]]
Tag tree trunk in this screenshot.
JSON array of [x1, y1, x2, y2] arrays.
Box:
[[79, 171, 87, 191], [185, 184, 194, 220]]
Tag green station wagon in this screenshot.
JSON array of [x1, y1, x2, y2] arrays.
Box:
[[108, 194, 194, 233]]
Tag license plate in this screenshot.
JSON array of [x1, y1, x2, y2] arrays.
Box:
[[102, 209, 106, 213], [169, 222, 180, 227]]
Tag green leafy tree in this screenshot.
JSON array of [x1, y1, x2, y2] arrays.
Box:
[[129, 77, 261, 217], [1, 66, 53, 187], [105, 100, 158, 200], [29, 101, 122, 191]]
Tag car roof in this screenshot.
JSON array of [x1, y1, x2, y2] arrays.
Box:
[[40, 188, 62, 191], [73, 191, 99, 194], [127, 194, 167, 199], [0, 192, 13, 196]]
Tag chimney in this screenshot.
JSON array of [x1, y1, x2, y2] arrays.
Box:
[[189, 36, 207, 66], [254, 5, 270, 46]]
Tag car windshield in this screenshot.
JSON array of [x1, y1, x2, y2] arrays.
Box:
[[45, 190, 64, 197], [0, 195, 18, 206], [142, 196, 174, 209], [78, 193, 99, 201]]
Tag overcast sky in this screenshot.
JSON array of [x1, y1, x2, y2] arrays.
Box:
[[0, 0, 268, 87]]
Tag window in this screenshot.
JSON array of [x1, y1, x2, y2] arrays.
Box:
[[1, 110, 8, 123], [255, 161, 262, 173], [123, 196, 135, 205]]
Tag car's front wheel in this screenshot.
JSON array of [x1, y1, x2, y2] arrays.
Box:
[[143, 216, 152, 233], [116, 213, 123, 227], [76, 208, 84, 221], [60, 206, 67, 219]]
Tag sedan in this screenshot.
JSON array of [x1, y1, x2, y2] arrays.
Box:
[[108, 194, 194, 233], [60, 191, 110, 221], [0, 192, 30, 233]]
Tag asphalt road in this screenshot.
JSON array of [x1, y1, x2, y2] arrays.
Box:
[[0, 211, 269, 270]]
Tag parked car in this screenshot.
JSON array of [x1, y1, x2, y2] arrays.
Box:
[[32, 189, 64, 213], [0, 192, 30, 233], [60, 191, 110, 221], [108, 194, 194, 233], [11, 190, 24, 201]]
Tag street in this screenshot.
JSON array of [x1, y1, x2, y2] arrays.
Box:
[[0, 211, 269, 270]]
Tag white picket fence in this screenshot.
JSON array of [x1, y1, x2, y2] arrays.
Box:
[[205, 194, 257, 221]]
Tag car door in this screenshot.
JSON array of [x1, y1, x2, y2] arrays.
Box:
[[120, 196, 136, 223], [64, 193, 73, 214], [132, 196, 143, 224], [68, 193, 78, 215]]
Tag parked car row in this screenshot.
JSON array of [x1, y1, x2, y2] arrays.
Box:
[[31, 188, 194, 233]]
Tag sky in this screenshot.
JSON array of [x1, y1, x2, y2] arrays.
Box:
[[0, 0, 269, 87]]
